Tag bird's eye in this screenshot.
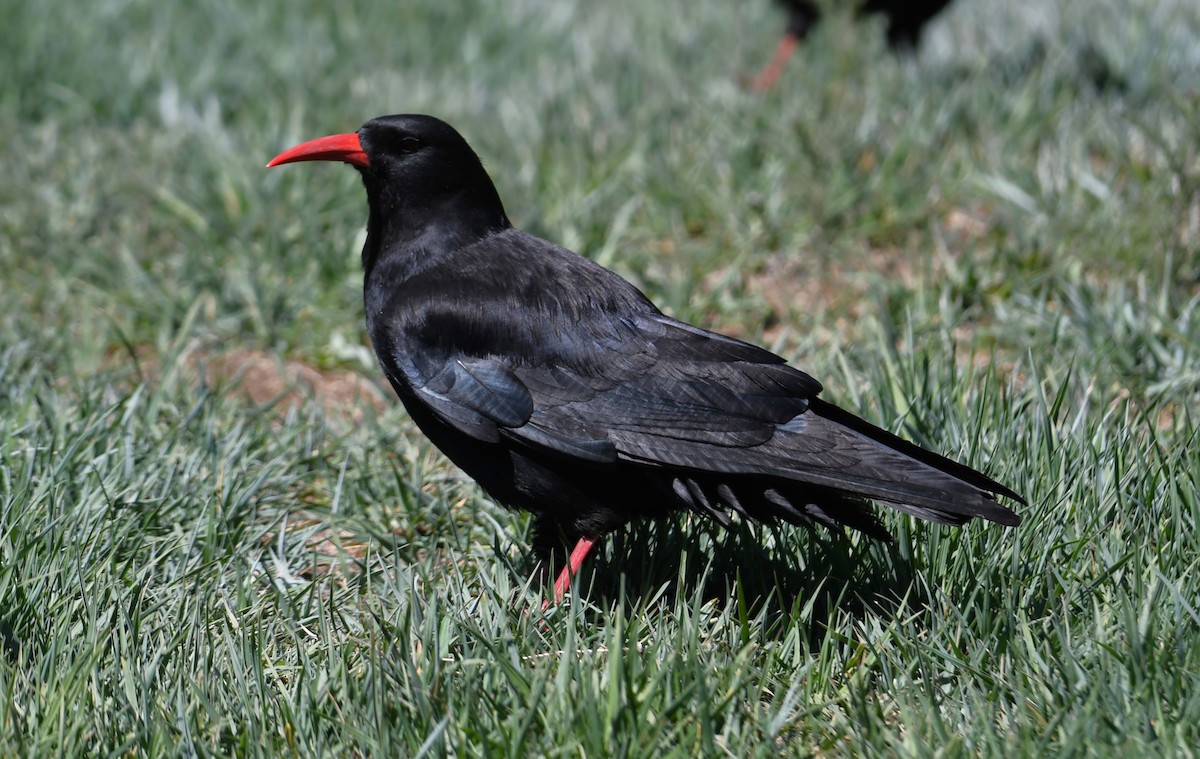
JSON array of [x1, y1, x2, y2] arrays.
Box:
[[399, 136, 421, 154]]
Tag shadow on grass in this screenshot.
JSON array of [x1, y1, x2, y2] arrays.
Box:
[[929, 37, 1132, 97], [0, 582, 38, 663], [0, 618, 19, 662], [522, 515, 925, 649]]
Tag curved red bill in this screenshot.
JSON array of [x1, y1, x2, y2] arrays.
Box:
[[267, 133, 369, 168]]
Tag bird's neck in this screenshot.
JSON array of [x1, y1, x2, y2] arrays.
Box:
[[360, 183, 510, 281]]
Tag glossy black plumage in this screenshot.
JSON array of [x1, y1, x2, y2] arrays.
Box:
[[270, 114, 1022, 593], [749, 0, 956, 90], [776, 0, 955, 50]]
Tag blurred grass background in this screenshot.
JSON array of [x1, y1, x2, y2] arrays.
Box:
[[1, 0, 1198, 754]]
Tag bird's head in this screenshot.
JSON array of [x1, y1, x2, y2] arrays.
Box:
[[270, 112, 467, 168], [268, 114, 509, 266]]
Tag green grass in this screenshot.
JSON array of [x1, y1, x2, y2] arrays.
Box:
[[2, 0, 1199, 754]]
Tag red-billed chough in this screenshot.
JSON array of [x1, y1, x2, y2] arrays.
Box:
[[749, 0, 956, 91], [268, 114, 1022, 601]]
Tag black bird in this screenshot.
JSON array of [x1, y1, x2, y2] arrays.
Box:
[[268, 114, 1021, 601], [748, 0, 956, 91]]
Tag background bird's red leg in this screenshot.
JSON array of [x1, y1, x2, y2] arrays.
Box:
[[747, 33, 799, 91], [551, 535, 598, 603]]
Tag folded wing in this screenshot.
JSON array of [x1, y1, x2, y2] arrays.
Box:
[[393, 309, 1020, 531]]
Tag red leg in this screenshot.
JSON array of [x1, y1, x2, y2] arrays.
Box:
[[551, 535, 599, 603], [747, 33, 799, 92]]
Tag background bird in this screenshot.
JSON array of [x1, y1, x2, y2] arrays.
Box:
[[268, 114, 1022, 601], [748, 0, 957, 90]]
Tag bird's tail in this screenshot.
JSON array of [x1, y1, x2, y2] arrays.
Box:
[[799, 398, 1023, 526], [671, 398, 1023, 538]]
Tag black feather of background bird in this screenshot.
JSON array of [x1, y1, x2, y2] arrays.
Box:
[[782, 0, 955, 49], [269, 114, 1022, 600], [749, 0, 957, 90]]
